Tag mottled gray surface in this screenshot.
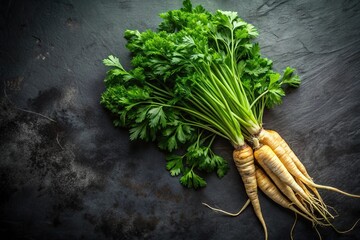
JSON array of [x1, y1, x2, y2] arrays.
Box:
[[1, 0, 359, 239]]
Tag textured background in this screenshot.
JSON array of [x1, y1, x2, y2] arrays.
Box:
[[1, 0, 359, 239]]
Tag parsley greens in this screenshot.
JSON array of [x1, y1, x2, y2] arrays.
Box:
[[101, 0, 300, 188]]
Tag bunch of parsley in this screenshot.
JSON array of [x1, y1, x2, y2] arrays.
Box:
[[101, 0, 299, 188]]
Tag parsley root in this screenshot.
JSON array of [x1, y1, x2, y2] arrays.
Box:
[[258, 129, 322, 200], [233, 144, 267, 239], [254, 151, 315, 220], [255, 167, 322, 224], [263, 129, 312, 180], [258, 129, 360, 198], [254, 145, 308, 200]]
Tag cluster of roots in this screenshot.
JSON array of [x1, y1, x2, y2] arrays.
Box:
[[205, 128, 359, 240], [256, 129, 341, 226]]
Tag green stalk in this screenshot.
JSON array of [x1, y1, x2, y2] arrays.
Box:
[[250, 90, 268, 109]]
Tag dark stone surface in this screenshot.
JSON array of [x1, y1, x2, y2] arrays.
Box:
[[1, 0, 359, 239]]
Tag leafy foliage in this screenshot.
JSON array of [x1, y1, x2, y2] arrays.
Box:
[[101, 0, 300, 188], [165, 133, 229, 188]]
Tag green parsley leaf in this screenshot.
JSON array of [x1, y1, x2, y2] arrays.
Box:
[[180, 168, 207, 189], [129, 122, 148, 141], [103, 55, 123, 68], [166, 155, 184, 176], [281, 67, 301, 87], [148, 106, 167, 128]]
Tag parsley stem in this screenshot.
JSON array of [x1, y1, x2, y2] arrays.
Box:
[[250, 90, 268, 109]]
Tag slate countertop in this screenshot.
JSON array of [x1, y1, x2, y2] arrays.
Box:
[[1, 0, 359, 239]]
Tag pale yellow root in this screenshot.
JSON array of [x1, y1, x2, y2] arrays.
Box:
[[234, 144, 268, 240], [292, 213, 323, 240], [255, 145, 334, 224], [296, 179, 340, 221], [264, 129, 312, 179], [255, 167, 329, 226], [256, 165, 348, 237], [260, 129, 360, 199], [301, 177, 360, 198], [295, 179, 315, 214], [254, 145, 308, 200], [202, 199, 251, 217], [290, 213, 297, 240], [331, 218, 360, 234], [256, 155, 316, 220], [259, 129, 322, 200]]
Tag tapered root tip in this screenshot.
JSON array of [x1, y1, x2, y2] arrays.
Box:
[[263, 224, 268, 240], [201, 199, 251, 217], [330, 218, 360, 234], [312, 183, 360, 198], [256, 214, 268, 240]]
